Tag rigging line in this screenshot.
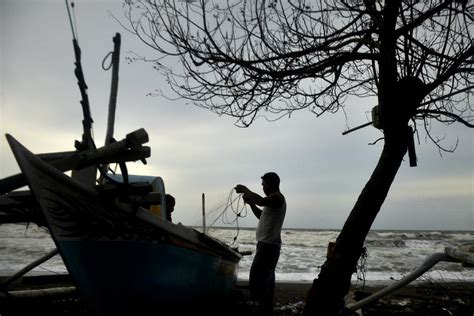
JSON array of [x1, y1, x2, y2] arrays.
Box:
[[225, 189, 247, 219], [224, 197, 246, 225], [102, 51, 114, 71], [207, 188, 247, 229], [226, 190, 249, 244], [65, 0, 76, 40], [232, 191, 247, 218], [216, 189, 237, 222], [231, 214, 240, 245], [357, 246, 369, 289], [203, 188, 248, 246]]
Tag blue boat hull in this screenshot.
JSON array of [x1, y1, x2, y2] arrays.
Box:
[[59, 239, 239, 314]]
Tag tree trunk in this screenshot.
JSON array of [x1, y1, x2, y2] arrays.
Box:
[[302, 2, 406, 314], [302, 129, 408, 315]]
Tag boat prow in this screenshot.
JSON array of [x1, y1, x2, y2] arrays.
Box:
[[6, 134, 242, 315]]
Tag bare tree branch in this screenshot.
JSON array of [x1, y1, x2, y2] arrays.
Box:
[[122, 0, 473, 138]]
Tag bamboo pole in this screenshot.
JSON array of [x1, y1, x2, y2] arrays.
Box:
[[104, 33, 121, 148], [346, 252, 457, 311], [1, 129, 150, 194], [0, 248, 59, 289], [202, 193, 206, 234], [99, 33, 121, 184], [0, 286, 76, 300]]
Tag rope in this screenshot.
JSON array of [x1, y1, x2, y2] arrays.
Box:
[[207, 188, 247, 227], [206, 188, 248, 244], [102, 51, 114, 70], [356, 246, 369, 288]]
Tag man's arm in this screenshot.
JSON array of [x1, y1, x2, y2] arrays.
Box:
[[250, 192, 284, 209], [248, 203, 262, 219], [235, 184, 284, 209]]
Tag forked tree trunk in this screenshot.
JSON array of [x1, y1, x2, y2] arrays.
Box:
[[302, 128, 409, 315], [302, 3, 407, 314]]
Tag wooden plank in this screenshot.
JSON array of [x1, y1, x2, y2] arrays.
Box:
[[0, 286, 76, 299]]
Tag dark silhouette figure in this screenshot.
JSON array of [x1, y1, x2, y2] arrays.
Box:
[[165, 194, 175, 222], [236, 172, 286, 315]]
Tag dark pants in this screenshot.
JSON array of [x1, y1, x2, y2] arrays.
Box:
[[249, 242, 281, 315]]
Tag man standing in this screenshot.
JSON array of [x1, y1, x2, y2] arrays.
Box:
[[235, 172, 286, 315]]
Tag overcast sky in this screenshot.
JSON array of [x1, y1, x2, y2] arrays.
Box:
[[1, 0, 472, 231]]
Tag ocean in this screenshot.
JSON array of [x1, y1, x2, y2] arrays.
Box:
[[0, 223, 473, 283]]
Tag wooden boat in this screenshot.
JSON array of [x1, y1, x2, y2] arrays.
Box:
[[6, 134, 242, 315], [1, 24, 243, 314]]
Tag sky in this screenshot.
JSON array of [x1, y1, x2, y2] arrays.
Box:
[[1, 0, 472, 231]]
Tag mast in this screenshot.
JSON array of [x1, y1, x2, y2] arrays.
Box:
[[99, 33, 121, 184], [66, 0, 97, 185]]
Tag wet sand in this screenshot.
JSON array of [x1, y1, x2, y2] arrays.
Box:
[[235, 280, 474, 315], [1, 275, 473, 315]]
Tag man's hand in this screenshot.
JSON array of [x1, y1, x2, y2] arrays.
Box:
[[242, 193, 256, 205], [235, 184, 249, 194]]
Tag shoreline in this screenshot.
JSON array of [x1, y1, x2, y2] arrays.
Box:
[[2, 272, 473, 296], [1, 274, 472, 315]]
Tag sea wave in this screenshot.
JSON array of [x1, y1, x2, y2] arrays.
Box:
[[1, 224, 473, 282]]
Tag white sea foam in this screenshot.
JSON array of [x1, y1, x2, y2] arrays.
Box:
[[1, 224, 473, 283]]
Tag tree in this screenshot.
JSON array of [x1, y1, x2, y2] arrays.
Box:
[[122, 0, 473, 314]]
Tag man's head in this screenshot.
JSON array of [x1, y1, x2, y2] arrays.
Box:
[[261, 172, 280, 196], [165, 194, 175, 213]]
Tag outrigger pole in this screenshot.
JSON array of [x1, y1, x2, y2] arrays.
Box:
[[0, 248, 59, 289]]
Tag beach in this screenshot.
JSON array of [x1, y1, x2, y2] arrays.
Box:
[[245, 280, 474, 315], [1, 274, 473, 315]]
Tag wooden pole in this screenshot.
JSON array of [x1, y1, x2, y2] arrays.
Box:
[[99, 33, 121, 184], [104, 33, 121, 147], [202, 193, 206, 234], [0, 248, 59, 289], [0, 286, 76, 300], [341, 121, 372, 135], [1, 129, 150, 194]]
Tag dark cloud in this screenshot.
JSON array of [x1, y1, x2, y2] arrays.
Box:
[[1, 0, 472, 231]]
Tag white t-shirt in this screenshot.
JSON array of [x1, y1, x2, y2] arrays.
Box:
[[256, 199, 286, 246]]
